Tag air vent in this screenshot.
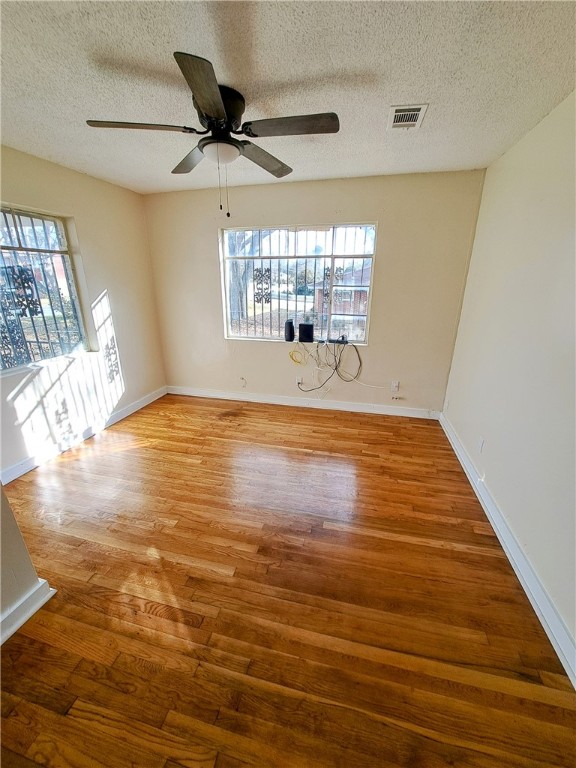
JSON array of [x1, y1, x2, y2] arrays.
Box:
[[387, 104, 428, 130]]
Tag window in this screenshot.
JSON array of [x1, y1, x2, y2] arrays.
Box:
[[1, 207, 86, 370], [221, 224, 376, 342]]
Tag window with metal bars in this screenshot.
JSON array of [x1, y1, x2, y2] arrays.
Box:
[[0, 207, 87, 370], [221, 224, 376, 342]]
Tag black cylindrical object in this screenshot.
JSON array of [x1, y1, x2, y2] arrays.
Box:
[[298, 323, 314, 343], [284, 319, 295, 342]]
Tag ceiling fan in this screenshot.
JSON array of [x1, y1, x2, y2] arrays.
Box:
[[87, 52, 340, 178]]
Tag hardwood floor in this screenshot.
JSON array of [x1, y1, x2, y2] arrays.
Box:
[[2, 394, 575, 767]]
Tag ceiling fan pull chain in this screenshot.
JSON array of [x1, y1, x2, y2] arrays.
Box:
[[225, 166, 231, 218], [217, 144, 223, 210]]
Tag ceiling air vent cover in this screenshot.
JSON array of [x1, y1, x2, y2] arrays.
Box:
[[387, 104, 428, 130]]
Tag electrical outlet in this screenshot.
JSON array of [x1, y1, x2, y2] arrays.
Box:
[[240, 377, 247, 389], [391, 380, 400, 392], [296, 376, 303, 385]]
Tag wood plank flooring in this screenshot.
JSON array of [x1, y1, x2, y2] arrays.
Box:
[[2, 394, 575, 767]]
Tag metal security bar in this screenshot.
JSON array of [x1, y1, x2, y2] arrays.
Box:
[[0, 208, 86, 370], [222, 225, 376, 342]]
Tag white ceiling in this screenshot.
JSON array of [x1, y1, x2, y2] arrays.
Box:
[[1, 1, 574, 194]]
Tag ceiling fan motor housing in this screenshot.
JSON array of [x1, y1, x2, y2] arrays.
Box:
[[194, 85, 246, 130]]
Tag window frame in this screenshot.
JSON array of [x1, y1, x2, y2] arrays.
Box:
[[0, 205, 89, 373], [219, 223, 377, 344]]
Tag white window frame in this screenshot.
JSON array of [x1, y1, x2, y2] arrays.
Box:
[[219, 223, 376, 344]]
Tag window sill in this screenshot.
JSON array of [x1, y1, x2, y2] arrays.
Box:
[[224, 337, 368, 346], [0, 349, 95, 379]]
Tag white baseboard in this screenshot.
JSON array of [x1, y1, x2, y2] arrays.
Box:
[[167, 386, 440, 420], [1, 457, 39, 485], [105, 386, 168, 428], [439, 413, 576, 689], [1, 386, 168, 484], [0, 578, 56, 644]]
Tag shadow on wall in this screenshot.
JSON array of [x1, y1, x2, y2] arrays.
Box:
[[4, 291, 125, 473]]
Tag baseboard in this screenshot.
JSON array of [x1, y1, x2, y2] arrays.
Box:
[[439, 413, 576, 689], [1, 457, 39, 485], [105, 386, 168, 428], [167, 386, 440, 420], [0, 578, 56, 644], [1, 386, 168, 484]]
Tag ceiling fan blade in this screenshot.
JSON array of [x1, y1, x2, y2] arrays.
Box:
[[241, 141, 292, 178], [87, 120, 199, 133], [242, 112, 339, 138], [173, 52, 226, 121], [172, 145, 204, 174]]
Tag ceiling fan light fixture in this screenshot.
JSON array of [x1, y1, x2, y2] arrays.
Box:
[[201, 140, 241, 165]]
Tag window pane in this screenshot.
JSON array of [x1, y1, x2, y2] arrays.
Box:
[[332, 285, 369, 316], [333, 225, 375, 255], [226, 258, 251, 336], [329, 314, 367, 342], [16, 214, 65, 250], [333, 257, 372, 286], [0, 211, 19, 247], [296, 228, 333, 256], [224, 230, 260, 259], [260, 228, 294, 258]]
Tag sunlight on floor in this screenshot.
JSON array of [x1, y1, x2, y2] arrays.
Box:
[[230, 443, 358, 519]]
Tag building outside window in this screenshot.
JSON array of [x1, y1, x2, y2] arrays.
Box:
[[221, 224, 376, 342], [0, 207, 86, 370]]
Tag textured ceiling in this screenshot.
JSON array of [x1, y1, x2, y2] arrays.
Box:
[[1, 1, 574, 194]]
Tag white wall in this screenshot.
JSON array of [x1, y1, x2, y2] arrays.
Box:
[[1, 147, 167, 480], [1, 487, 55, 642], [444, 94, 575, 667], [145, 171, 484, 414]]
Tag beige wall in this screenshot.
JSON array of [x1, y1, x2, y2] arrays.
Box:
[[145, 171, 484, 412], [1, 147, 166, 475], [445, 93, 575, 638]]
